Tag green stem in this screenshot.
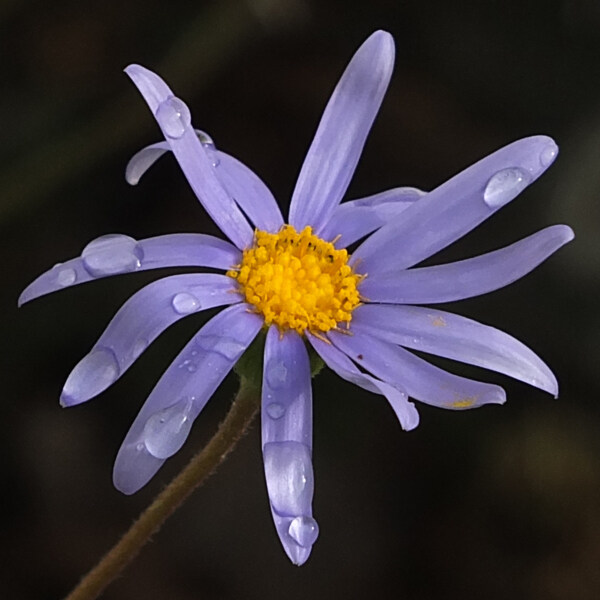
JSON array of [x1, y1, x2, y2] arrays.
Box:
[[64, 378, 260, 600]]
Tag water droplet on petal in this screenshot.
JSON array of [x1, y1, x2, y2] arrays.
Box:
[[61, 347, 119, 406], [82, 234, 143, 277], [540, 144, 558, 167], [266, 402, 286, 419], [56, 267, 76, 287], [195, 129, 220, 166], [195, 334, 246, 360], [155, 96, 192, 139], [143, 397, 195, 459], [195, 129, 214, 146], [132, 338, 148, 359], [171, 292, 201, 315], [266, 360, 288, 389], [263, 441, 313, 516], [288, 516, 319, 547], [483, 168, 532, 208]]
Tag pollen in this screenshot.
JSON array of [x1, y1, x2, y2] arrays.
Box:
[[227, 225, 363, 335], [450, 397, 477, 409]]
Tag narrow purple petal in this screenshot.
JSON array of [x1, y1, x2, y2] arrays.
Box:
[[262, 327, 316, 565], [307, 333, 419, 430], [353, 304, 558, 396], [125, 65, 253, 249], [126, 137, 283, 232], [113, 304, 263, 494], [125, 141, 169, 185], [216, 152, 284, 233], [289, 31, 395, 233], [352, 136, 560, 274], [18, 233, 241, 306], [319, 187, 423, 247], [60, 274, 242, 407], [329, 329, 506, 410], [262, 327, 312, 448], [360, 225, 574, 304]]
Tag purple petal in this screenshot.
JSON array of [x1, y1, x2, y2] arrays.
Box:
[[126, 137, 283, 232], [360, 225, 574, 304], [329, 329, 506, 410], [289, 31, 395, 233], [113, 304, 263, 495], [18, 233, 241, 306], [60, 274, 242, 407], [352, 136, 560, 274], [262, 327, 316, 565], [262, 327, 313, 448], [215, 151, 283, 233], [125, 131, 214, 185], [319, 187, 423, 247], [125, 65, 253, 249], [307, 333, 419, 431], [353, 304, 558, 396], [125, 141, 169, 185]]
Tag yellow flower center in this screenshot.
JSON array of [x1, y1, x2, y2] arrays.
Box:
[[227, 225, 363, 335]]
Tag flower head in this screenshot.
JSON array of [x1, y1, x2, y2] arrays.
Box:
[[19, 31, 573, 565]]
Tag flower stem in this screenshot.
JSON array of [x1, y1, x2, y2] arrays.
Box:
[[64, 377, 260, 600]]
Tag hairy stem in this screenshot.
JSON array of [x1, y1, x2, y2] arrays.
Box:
[[64, 378, 260, 600]]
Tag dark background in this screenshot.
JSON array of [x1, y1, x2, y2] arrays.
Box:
[[3, 1, 599, 598]]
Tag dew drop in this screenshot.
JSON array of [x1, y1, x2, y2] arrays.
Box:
[[195, 129, 214, 146], [61, 347, 119, 406], [263, 441, 313, 516], [195, 334, 246, 361], [132, 339, 148, 359], [172, 292, 201, 315], [56, 267, 76, 287], [195, 129, 220, 166], [178, 358, 197, 372], [266, 360, 288, 389], [82, 234, 143, 277], [288, 516, 319, 547], [185, 360, 198, 373], [540, 145, 558, 167], [266, 402, 286, 419], [143, 397, 195, 459], [155, 96, 192, 139], [483, 168, 532, 208]]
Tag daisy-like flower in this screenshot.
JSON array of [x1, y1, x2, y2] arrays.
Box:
[[20, 31, 573, 565]]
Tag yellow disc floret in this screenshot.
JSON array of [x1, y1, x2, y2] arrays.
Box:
[[227, 225, 363, 335]]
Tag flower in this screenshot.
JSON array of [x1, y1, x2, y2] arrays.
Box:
[[19, 30, 573, 566]]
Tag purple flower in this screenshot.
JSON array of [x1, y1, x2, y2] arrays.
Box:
[[19, 31, 573, 565]]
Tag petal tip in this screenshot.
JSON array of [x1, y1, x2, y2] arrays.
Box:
[[59, 391, 79, 408], [112, 475, 138, 496], [402, 403, 420, 431], [124, 63, 147, 78], [125, 173, 139, 186], [285, 541, 313, 566], [494, 389, 507, 405], [562, 225, 575, 243], [540, 373, 559, 398], [367, 29, 395, 62]]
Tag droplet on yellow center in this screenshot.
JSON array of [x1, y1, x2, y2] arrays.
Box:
[[227, 225, 363, 335]]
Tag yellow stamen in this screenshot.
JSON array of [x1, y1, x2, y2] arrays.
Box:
[[227, 225, 363, 335]]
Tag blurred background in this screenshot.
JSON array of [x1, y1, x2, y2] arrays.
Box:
[[3, 0, 599, 598]]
